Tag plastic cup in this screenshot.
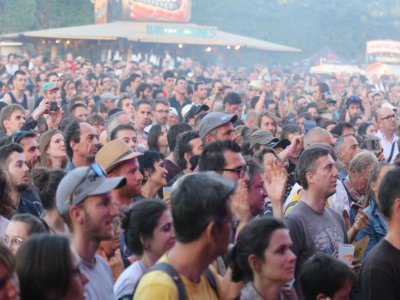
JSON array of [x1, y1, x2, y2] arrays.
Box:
[[163, 186, 172, 199], [338, 243, 355, 266]]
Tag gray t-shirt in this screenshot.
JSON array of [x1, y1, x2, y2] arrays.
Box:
[[80, 254, 115, 300], [114, 260, 148, 299], [285, 201, 347, 276]]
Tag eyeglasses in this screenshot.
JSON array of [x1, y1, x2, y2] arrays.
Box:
[[68, 164, 106, 204], [218, 165, 249, 178], [380, 114, 396, 121]]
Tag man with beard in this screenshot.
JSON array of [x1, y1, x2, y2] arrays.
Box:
[[0, 143, 42, 217], [56, 164, 126, 300], [192, 81, 208, 105], [152, 99, 170, 126], [65, 120, 100, 171], [95, 139, 143, 207], [168, 130, 203, 185], [9, 130, 41, 170]]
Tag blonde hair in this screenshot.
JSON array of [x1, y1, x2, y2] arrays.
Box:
[[257, 111, 278, 136]]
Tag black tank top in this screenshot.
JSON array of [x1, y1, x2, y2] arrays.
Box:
[[8, 92, 28, 109]]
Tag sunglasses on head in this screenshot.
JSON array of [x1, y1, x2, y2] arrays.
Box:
[[68, 164, 106, 205]]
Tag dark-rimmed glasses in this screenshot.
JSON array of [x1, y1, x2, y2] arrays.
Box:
[[217, 165, 249, 178]]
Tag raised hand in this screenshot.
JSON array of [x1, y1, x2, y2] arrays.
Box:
[[263, 159, 288, 219]]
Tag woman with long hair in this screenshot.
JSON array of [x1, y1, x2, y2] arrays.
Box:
[[257, 111, 278, 137], [114, 200, 175, 299], [147, 124, 169, 156], [61, 77, 76, 105], [16, 234, 88, 300], [39, 129, 68, 169]]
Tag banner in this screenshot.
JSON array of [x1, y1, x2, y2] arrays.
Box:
[[366, 40, 400, 55], [122, 0, 191, 22]]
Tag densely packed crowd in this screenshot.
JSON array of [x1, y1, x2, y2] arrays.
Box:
[[0, 51, 399, 300]]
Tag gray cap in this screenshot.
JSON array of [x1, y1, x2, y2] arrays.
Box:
[[56, 165, 126, 216], [199, 112, 237, 139], [249, 130, 279, 149], [100, 92, 118, 102]]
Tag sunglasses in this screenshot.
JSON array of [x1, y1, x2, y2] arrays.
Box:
[[217, 165, 249, 178], [68, 164, 106, 205]]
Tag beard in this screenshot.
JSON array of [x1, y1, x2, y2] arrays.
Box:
[[119, 183, 141, 199], [27, 157, 41, 170], [189, 155, 201, 171], [16, 183, 29, 192], [82, 208, 113, 242], [9, 175, 29, 192]]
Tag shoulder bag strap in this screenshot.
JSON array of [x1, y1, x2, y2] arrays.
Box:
[[387, 141, 396, 162]]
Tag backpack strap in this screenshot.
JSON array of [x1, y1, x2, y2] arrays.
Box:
[[204, 267, 219, 297], [133, 262, 219, 300], [147, 263, 186, 300]]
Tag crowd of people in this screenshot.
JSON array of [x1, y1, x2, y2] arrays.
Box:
[[0, 50, 399, 300]]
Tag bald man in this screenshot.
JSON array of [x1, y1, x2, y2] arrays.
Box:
[[304, 127, 335, 148], [376, 107, 398, 163]]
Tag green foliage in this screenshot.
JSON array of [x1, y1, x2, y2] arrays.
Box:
[[0, 0, 37, 33], [1, 0, 400, 61], [0, 0, 93, 34], [191, 0, 400, 60]]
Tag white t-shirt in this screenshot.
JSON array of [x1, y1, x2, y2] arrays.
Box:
[[114, 260, 148, 299], [376, 131, 399, 163]]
